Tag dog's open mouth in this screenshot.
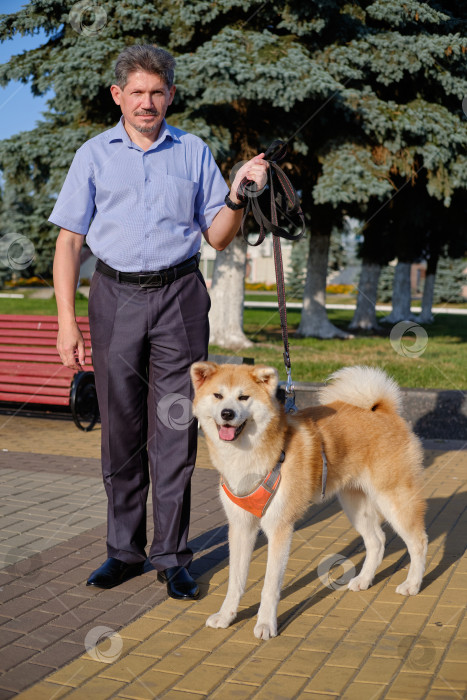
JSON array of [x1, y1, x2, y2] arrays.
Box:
[[217, 421, 247, 442]]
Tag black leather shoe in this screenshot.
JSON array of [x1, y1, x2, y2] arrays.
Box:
[[157, 566, 200, 600], [86, 557, 144, 589]]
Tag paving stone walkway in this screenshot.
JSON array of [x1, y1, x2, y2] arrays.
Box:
[[0, 414, 466, 699]]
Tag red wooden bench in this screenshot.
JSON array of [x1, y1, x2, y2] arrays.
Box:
[[0, 314, 99, 431]]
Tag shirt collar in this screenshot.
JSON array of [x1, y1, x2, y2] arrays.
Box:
[[108, 116, 180, 149]]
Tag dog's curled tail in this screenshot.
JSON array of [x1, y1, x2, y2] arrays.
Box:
[[319, 365, 402, 415]]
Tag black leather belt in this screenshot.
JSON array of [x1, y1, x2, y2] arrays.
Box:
[[96, 253, 200, 288]]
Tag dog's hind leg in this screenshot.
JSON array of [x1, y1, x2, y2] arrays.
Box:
[[374, 492, 427, 596], [206, 510, 259, 630], [254, 521, 294, 640], [338, 488, 386, 592]]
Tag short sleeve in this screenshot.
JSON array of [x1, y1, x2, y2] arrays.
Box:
[[48, 146, 96, 235], [194, 146, 229, 232]]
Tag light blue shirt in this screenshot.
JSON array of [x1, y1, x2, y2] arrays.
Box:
[[49, 117, 229, 272]]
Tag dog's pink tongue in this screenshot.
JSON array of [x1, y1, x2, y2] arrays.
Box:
[[219, 425, 236, 441]]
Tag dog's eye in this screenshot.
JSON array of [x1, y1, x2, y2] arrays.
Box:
[[213, 393, 223, 400], [238, 395, 250, 401]]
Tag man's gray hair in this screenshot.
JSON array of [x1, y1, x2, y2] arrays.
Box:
[[114, 45, 176, 89]]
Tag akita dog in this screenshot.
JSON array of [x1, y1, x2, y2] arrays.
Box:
[[190, 363, 427, 640]]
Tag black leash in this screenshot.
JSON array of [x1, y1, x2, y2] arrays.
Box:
[[237, 140, 305, 413]]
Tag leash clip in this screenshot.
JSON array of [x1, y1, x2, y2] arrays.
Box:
[[284, 366, 298, 414]]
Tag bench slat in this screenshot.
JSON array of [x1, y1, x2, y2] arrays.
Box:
[[0, 321, 59, 331], [0, 352, 94, 369], [0, 335, 91, 347], [0, 328, 91, 338], [0, 391, 70, 406], [0, 314, 90, 323], [0, 375, 72, 388], [0, 361, 92, 377], [0, 349, 62, 362], [0, 319, 90, 331], [0, 329, 62, 339], [0, 344, 92, 355], [0, 382, 70, 397], [0, 320, 60, 330], [0, 362, 75, 378], [0, 345, 61, 354]]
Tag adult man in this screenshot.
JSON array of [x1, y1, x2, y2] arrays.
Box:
[[51, 45, 267, 600]]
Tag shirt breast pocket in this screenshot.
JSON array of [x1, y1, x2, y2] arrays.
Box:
[[164, 175, 197, 229]]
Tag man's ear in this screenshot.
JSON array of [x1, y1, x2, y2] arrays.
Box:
[[168, 84, 176, 105], [110, 84, 122, 106], [251, 366, 279, 396], [190, 362, 218, 392]]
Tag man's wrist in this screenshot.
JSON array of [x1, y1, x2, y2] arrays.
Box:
[[57, 315, 78, 327], [225, 192, 246, 211], [229, 189, 242, 205]]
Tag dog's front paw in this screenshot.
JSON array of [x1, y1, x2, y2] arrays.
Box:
[[254, 622, 277, 640], [396, 580, 421, 596], [347, 574, 372, 591], [206, 611, 236, 629]]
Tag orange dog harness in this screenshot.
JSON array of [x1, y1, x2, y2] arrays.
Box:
[[221, 451, 285, 518]]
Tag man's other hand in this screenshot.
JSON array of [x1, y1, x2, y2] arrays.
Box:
[[57, 321, 86, 371]]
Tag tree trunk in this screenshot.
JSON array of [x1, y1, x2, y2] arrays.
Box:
[[419, 254, 439, 324], [208, 234, 253, 349], [349, 259, 382, 331], [297, 232, 352, 339], [381, 261, 414, 324], [419, 274, 435, 324]]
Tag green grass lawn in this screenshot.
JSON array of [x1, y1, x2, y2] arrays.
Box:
[[1, 293, 465, 390], [217, 307, 467, 391], [0, 293, 89, 317]]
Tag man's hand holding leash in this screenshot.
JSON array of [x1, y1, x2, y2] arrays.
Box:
[[203, 154, 268, 251], [230, 153, 269, 204]]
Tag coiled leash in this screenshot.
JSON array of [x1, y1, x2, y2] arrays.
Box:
[[237, 140, 306, 414]]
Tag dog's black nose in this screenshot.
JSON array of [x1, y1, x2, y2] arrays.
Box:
[[221, 408, 235, 421]]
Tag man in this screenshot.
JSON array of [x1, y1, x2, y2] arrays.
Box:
[[51, 45, 267, 600]]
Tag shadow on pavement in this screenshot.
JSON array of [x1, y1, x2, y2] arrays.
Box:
[[414, 391, 467, 441]]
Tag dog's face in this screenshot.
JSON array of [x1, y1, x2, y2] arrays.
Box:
[[191, 363, 279, 446]]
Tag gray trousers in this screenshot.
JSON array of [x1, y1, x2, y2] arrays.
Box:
[[88, 266, 210, 571]]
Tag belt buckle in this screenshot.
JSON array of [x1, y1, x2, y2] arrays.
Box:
[[139, 273, 162, 288]]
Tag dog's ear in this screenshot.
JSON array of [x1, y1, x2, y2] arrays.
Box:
[[251, 366, 279, 396], [190, 362, 218, 392]]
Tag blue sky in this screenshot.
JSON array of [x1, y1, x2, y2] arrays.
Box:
[[0, 0, 52, 140]]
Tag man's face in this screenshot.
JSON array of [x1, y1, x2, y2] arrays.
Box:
[[110, 70, 176, 136]]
